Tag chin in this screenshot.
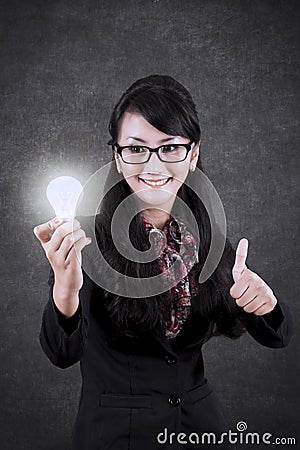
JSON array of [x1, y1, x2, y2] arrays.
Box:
[[136, 190, 174, 206]]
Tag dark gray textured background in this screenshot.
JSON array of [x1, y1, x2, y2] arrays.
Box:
[[1, 0, 299, 449]]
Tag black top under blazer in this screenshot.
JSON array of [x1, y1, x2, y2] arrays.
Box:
[[39, 260, 293, 450]]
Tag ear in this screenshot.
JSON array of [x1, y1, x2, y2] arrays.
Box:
[[190, 140, 200, 170], [114, 151, 122, 174]]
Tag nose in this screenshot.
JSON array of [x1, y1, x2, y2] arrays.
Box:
[[143, 151, 165, 172]]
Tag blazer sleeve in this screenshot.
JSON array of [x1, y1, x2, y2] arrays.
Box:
[[236, 298, 293, 348], [39, 266, 89, 369]]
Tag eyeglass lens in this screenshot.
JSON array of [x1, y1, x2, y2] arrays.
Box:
[[121, 145, 188, 163]]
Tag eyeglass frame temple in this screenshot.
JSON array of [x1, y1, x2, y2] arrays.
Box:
[[112, 141, 195, 164]]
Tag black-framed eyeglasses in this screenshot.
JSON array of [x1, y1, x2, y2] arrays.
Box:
[[111, 141, 195, 164]]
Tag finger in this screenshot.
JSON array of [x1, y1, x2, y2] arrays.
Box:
[[242, 297, 264, 314], [232, 238, 249, 282], [65, 236, 92, 265], [234, 284, 256, 306], [47, 219, 81, 252], [58, 229, 87, 257], [33, 218, 64, 244], [252, 304, 270, 316]]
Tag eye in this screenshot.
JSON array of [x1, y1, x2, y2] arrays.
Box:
[[129, 146, 147, 153], [161, 145, 179, 153]]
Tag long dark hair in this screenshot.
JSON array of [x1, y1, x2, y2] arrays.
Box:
[[95, 74, 246, 347]]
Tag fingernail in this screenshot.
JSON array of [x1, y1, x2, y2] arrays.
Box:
[[54, 218, 60, 224], [87, 237, 92, 243]]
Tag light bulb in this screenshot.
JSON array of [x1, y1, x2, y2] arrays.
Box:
[[46, 176, 83, 220]]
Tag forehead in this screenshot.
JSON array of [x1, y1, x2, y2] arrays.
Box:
[[118, 112, 179, 143]]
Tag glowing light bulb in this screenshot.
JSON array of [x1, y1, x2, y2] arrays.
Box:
[[46, 176, 83, 220]]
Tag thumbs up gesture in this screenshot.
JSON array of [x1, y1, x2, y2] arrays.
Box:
[[229, 238, 277, 316]]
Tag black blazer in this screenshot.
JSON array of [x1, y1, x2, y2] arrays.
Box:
[[39, 264, 293, 450]]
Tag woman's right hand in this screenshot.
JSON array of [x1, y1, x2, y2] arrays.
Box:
[[33, 218, 92, 318]]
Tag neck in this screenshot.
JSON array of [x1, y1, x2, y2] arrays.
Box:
[[142, 208, 170, 229]]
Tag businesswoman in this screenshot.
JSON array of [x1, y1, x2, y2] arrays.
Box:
[[34, 74, 293, 450]]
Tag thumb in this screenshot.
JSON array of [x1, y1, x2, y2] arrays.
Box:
[[232, 238, 248, 282], [33, 218, 64, 244]]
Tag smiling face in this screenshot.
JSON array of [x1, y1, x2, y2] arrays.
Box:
[[114, 112, 200, 217]]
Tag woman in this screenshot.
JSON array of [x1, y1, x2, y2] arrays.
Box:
[[34, 75, 293, 450]]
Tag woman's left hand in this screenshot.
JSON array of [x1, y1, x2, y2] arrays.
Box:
[[229, 238, 277, 316]]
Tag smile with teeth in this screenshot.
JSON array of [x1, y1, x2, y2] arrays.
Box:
[[139, 177, 171, 187]]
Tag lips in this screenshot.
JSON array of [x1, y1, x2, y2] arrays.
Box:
[[139, 177, 172, 187]]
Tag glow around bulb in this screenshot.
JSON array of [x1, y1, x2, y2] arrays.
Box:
[[46, 176, 83, 220]]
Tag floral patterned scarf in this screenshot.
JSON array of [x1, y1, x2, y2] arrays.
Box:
[[141, 214, 200, 340]]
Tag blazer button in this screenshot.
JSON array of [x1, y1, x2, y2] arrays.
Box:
[[168, 394, 181, 407], [165, 355, 177, 365]]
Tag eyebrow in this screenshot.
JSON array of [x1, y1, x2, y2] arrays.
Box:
[[125, 136, 176, 143]]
